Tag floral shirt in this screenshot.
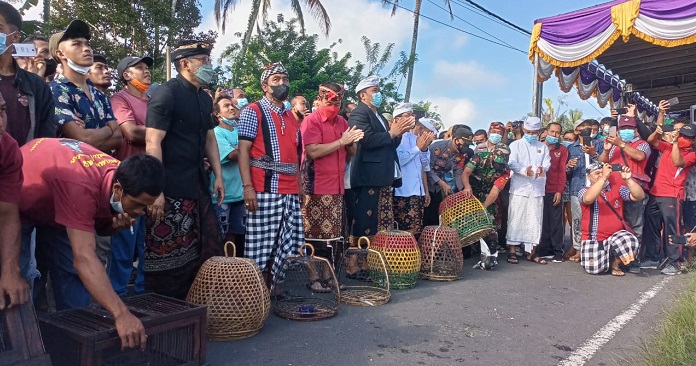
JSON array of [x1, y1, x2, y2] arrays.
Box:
[[427, 139, 467, 193], [465, 142, 511, 198], [50, 73, 114, 130]]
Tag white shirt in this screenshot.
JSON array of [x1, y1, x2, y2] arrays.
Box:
[[508, 138, 551, 197], [394, 132, 430, 197]]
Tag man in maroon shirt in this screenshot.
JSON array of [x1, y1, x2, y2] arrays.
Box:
[[536, 122, 568, 262], [0, 93, 29, 309]]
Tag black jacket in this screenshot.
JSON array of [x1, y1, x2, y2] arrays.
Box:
[[13, 63, 56, 144], [348, 102, 401, 188]]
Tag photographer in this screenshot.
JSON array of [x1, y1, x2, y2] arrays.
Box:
[[579, 163, 644, 276]]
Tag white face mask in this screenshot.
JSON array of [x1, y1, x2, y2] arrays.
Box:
[[110, 192, 124, 214], [66, 57, 91, 75]]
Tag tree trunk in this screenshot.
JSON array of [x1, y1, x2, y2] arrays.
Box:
[[43, 0, 50, 29], [404, 0, 421, 102]]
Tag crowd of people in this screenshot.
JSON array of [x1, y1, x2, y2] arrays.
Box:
[[1, 1, 696, 351]]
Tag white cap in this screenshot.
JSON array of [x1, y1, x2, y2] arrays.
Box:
[[523, 116, 542, 131], [355, 75, 380, 93], [573, 119, 585, 129], [392, 102, 413, 118], [419, 118, 437, 133]]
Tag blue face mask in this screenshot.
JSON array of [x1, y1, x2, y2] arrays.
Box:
[[283, 101, 292, 111], [194, 64, 215, 84], [371, 91, 383, 108], [561, 141, 572, 147], [236, 98, 249, 108], [619, 129, 635, 141], [110, 193, 124, 214], [488, 133, 502, 144], [546, 136, 559, 145], [0, 31, 16, 55], [221, 116, 237, 126], [523, 134, 537, 143]]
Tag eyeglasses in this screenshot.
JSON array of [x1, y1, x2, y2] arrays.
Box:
[[188, 56, 212, 64]]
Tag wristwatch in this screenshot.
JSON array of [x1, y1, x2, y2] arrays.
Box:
[[620, 142, 627, 149]]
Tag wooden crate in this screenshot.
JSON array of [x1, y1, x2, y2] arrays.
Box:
[[0, 302, 52, 366], [39, 293, 207, 366]]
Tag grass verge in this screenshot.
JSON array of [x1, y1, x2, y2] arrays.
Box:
[[640, 270, 696, 366]]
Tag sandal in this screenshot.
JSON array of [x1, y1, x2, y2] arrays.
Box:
[[306, 279, 331, 293], [506, 253, 518, 264], [322, 279, 346, 291], [528, 255, 547, 265], [346, 269, 372, 282], [611, 268, 625, 277], [569, 252, 581, 263]]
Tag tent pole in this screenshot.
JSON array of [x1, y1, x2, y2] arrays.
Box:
[[532, 53, 543, 118]]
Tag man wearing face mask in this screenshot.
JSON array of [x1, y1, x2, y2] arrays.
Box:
[[19, 138, 164, 350], [290, 94, 310, 124], [598, 114, 650, 245], [642, 123, 696, 275], [105, 55, 153, 297], [49, 20, 122, 153], [231, 88, 249, 109], [237, 62, 303, 292], [461, 121, 511, 265], [506, 117, 550, 264], [144, 40, 224, 299], [536, 122, 568, 262], [0, 3, 55, 147], [348, 75, 411, 244]]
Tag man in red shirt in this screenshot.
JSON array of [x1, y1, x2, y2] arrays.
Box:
[[300, 82, 362, 290], [643, 123, 696, 275], [0, 94, 30, 309], [579, 162, 644, 276], [537, 122, 568, 262], [19, 138, 164, 350]]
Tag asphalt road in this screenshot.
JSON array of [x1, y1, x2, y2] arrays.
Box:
[[206, 252, 687, 366]]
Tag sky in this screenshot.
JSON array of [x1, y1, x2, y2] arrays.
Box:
[[20, 0, 612, 132]]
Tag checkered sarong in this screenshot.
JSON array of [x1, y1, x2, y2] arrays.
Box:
[[245, 192, 303, 283], [580, 230, 639, 274]]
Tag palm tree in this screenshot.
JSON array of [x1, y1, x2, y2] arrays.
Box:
[[214, 0, 331, 63], [384, 0, 453, 102]]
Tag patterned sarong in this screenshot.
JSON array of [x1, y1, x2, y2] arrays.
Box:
[[303, 194, 344, 239], [581, 230, 639, 274], [144, 197, 200, 273], [393, 195, 424, 234], [351, 186, 394, 245]]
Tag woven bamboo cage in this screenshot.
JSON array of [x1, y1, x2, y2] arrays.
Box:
[[439, 192, 495, 247], [273, 244, 340, 321], [336, 236, 391, 306], [186, 242, 270, 341], [418, 225, 464, 281], [372, 230, 421, 290]]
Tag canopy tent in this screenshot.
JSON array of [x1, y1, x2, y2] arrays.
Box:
[[528, 0, 696, 120]]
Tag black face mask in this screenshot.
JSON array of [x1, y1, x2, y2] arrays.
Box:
[[269, 84, 290, 101]]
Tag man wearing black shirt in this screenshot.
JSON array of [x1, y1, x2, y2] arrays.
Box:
[[144, 40, 224, 299]]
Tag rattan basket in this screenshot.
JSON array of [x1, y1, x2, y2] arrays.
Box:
[[372, 230, 421, 290], [439, 192, 495, 247], [186, 242, 270, 341], [337, 237, 391, 306], [273, 244, 340, 321], [419, 225, 464, 281]]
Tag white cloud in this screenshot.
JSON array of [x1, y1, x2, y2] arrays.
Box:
[[198, 0, 414, 69], [431, 60, 506, 89], [424, 96, 476, 128]]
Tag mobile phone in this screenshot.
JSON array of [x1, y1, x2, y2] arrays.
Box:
[[614, 108, 628, 114], [669, 235, 687, 245], [12, 43, 36, 57], [662, 124, 675, 132], [611, 164, 623, 172], [667, 97, 679, 107], [582, 136, 591, 146], [609, 126, 617, 137]]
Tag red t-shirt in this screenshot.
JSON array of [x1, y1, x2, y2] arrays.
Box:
[[579, 185, 631, 241], [300, 111, 348, 195], [545, 144, 568, 194], [19, 138, 118, 232], [111, 90, 148, 160], [650, 141, 696, 199], [0, 133, 23, 204]]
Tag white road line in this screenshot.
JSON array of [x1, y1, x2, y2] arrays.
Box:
[[557, 276, 674, 366]]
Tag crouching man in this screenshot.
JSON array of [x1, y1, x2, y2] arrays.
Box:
[[579, 162, 645, 276]]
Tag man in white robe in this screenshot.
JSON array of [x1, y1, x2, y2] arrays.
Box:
[[506, 117, 551, 264]]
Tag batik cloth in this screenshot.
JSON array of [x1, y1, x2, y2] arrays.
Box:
[[580, 230, 639, 275], [303, 194, 344, 239], [351, 186, 394, 244], [393, 195, 424, 235], [245, 192, 303, 283], [144, 196, 200, 273]]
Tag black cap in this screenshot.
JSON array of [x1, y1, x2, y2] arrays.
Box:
[[48, 20, 91, 62], [453, 127, 473, 140], [679, 124, 696, 137], [92, 55, 107, 65], [116, 56, 153, 80]]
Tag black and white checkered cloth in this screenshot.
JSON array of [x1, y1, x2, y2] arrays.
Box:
[[580, 230, 639, 274], [250, 155, 297, 175], [260, 62, 288, 83], [245, 192, 303, 284]]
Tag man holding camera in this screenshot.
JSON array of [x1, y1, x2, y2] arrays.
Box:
[[579, 162, 644, 276], [642, 123, 696, 275]]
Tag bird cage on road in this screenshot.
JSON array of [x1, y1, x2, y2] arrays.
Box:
[[372, 230, 421, 290], [337, 236, 390, 306], [419, 225, 464, 281]]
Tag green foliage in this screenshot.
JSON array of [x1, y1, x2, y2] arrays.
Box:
[[47, 0, 216, 83], [412, 100, 441, 122]]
